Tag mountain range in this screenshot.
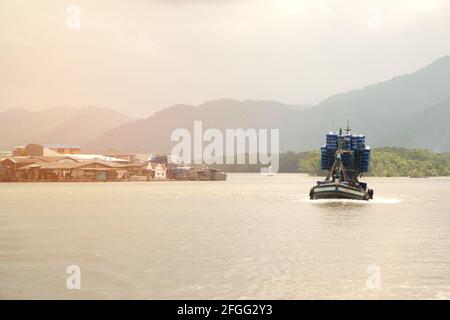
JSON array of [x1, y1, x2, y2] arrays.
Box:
[[1, 56, 450, 153], [0, 106, 130, 150]]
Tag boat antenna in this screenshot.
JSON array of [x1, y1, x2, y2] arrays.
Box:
[[345, 120, 351, 134]]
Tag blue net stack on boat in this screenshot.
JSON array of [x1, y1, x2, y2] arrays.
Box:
[[350, 134, 357, 150], [326, 132, 338, 150], [360, 146, 371, 172], [341, 135, 353, 168], [342, 135, 352, 149], [320, 145, 331, 170], [321, 129, 371, 173], [357, 134, 365, 150]]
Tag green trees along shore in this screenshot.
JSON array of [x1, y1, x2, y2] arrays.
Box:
[[213, 148, 450, 177], [295, 147, 450, 177]]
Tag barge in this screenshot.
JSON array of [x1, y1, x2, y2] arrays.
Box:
[[150, 155, 227, 181]]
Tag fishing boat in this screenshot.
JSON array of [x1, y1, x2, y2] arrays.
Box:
[[197, 168, 227, 181], [150, 155, 227, 181], [309, 125, 374, 201], [211, 169, 227, 181]]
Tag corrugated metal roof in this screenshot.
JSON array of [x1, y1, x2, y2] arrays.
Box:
[[44, 144, 81, 149], [96, 149, 132, 156], [18, 159, 126, 170], [64, 154, 128, 162], [146, 163, 167, 170], [0, 156, 58, 164], [43, 148, 63, 157]]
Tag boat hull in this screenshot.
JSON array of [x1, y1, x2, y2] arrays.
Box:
[[311, 183, 369, 201], [213, 172, 227, 181]]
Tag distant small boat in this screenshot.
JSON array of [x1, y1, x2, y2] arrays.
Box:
[[409, 175, 429, 179], [197, 168, 227, 181], [262, 166, 274, 177], [211, 169, 227, 181], [151, 155, 227, 181]]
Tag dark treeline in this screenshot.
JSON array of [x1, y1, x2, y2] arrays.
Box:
[[208, 148, 450, 177]]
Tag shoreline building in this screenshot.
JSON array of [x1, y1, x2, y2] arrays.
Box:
[[12, 144, 82, 157], [44, 144, 81, 155], [147, 163, 167, 180]]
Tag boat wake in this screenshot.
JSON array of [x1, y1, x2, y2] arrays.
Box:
[[302, 197, 402, 204], [369, 197, 402, 204]]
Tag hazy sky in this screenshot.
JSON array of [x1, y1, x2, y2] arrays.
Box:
[[1, 0, 450, 117]]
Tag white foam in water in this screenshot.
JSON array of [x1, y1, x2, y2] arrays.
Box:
[[370, 197, 402, 204], [301, 197, 402, 204]]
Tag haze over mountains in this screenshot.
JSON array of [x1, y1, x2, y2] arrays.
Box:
[[85, 56, 450, 153], [1, 56, 450, 153], [0, 106, 130, 150]]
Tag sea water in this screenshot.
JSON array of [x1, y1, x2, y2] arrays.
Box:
[[0, 174, 449, 299]]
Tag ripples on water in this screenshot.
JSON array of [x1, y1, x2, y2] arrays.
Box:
[[306, 197, 402, 204], [0, 174, 449, 299]]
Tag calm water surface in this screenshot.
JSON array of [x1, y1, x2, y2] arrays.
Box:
[[0, 174, 449, 299]]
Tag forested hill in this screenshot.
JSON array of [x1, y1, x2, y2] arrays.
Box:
[[213, 148, 450, 177], [296, 147, 450, 177]]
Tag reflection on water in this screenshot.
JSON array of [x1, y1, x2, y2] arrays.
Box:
[[304, 197, 402, 205], [313, 201, 369, 227], [0, 174, 449, 299], [313, 200, 368, 210]]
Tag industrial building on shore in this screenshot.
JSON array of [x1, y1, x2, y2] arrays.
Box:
[[1, 143, 160, 182], [0, 143, 226, 182]]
